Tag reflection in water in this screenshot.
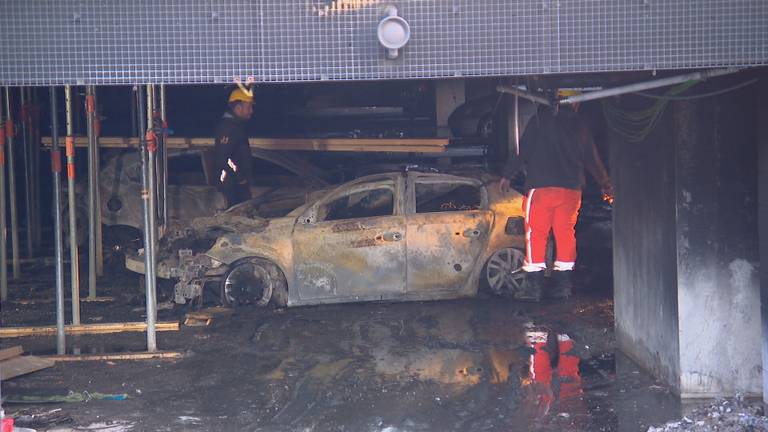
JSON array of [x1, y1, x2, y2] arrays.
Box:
[[523, 331, 587, 421]]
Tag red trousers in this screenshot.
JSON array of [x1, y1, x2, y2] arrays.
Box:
[[522, 187, 582, 272]]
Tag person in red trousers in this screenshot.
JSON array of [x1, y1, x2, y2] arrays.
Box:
[[499, 100, 612, 300]]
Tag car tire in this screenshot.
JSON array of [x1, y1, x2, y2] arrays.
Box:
[[482, 247, 526, 297], [220, 258, 286, 308]]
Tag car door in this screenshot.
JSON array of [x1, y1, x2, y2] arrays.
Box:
[[405, 173, 492, 295], [292, 175, 407, 303]]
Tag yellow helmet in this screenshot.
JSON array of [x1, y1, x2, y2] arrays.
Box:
[[228, 87, 253, 104]]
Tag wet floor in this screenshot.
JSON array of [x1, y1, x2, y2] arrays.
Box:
[[3, 287, 683, 431]]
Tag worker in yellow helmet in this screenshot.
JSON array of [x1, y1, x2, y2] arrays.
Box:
[[215, 86, 255, 207]]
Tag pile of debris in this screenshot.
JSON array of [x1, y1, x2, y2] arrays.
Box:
[[648, 396, 768, 432]]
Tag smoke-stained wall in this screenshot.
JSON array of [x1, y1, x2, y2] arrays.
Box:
[[611, 98, 681, 392], [612, 76, 761, 397]]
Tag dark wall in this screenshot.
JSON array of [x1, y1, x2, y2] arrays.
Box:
[[612, 98, 680, 391]]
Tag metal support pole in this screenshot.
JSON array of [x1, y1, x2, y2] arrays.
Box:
[[496, 84, 551, 106], [50, 87, 66, 354], [85, 86, 97, 299], [159, 84, 168, 233], [513, 95, 519, 156], [93, 88, 103, 277], [138, 86, 158, 352], [31, 88, 41, 250], [20, 89, 34, 258], [64, 85, 81, 325], [0, 97, 8, 301], [559, 68, 741, 105], [5, 88, 21, 279]]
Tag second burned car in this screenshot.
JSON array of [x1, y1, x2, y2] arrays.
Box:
[[127, 171, 529, 307]]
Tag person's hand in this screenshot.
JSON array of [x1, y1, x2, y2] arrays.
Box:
[[499, 177, 511, 194]]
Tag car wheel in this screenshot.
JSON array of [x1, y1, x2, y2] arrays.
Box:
[[221, 258, 286, 307], [102, 225, 142, 270], [484, 247, 526, 296]]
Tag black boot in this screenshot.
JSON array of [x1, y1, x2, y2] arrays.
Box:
[[515, 271, 543, 302], [547, 270, 573, 299]]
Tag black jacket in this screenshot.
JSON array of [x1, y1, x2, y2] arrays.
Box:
[[214, 111, 253, 188], [501, 107, 610, 191]]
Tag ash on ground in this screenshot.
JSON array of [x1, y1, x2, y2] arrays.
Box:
[[648, 396, 768, 432]]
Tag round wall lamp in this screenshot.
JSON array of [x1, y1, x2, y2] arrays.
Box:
[[377, 6, 410, 59]]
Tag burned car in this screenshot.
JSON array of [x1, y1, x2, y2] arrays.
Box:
[[128, 171, 529, 307]]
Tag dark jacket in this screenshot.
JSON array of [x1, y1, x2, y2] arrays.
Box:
[[214, 111, 253, 189], [501, 107, 610, 191]]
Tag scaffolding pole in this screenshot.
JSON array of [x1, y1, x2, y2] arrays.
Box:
[[137, 86, 158, 352], [20, 89, 34, 258], [159, 84, 168, 234], [64, 85, 81, 325], [50, 87, 66, 354], [94, 88, 103, 276], [86, 86, 98, 298], [5, 88, 21, 279], [0, 96, 7, 301], [31, 88, 42, 250]]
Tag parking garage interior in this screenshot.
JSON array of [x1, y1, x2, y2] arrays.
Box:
[[1, 2, 767, 431]]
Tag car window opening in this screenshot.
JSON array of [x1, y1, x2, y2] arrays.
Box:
[[321, 187, 394, 222], [416, 183, 481, 213]]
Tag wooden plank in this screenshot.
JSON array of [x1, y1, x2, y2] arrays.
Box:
[[0, 345, 23, 361], [12, 296, 115, 305], [184, 315, 212, 327], [0, 321, 180, 338], [81, 296, 115, 303], [0, 355, 55, 380], [42, 136, 448, 153], [45, 351, 183, 362]]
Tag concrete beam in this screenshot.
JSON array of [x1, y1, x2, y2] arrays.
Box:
[[435, 79, 465, 138]]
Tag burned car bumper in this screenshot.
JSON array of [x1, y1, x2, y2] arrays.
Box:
[[127, 248, 229, 304]]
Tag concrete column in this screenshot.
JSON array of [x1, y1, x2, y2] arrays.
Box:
[[674, 95, 760, 397], [435, 79, 464, 138], [612, 98, 680, 390], [613, 81, 761, 398]]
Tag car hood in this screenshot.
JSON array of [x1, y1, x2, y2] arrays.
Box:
[[204, 216, 296, 266]]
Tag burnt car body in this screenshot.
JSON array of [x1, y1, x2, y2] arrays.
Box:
[[127, 171, 529, 307]]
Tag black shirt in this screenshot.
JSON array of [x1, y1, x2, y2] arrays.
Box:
[[501, 108, 610, 191], [214, 111, 253, 188]]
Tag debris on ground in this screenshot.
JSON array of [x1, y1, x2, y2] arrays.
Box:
[[4, 391, 128, 404], [648, 396, 768, 432], [47, 420, 136, 431], [184, 306, 233, 327], [9, 408, 72, 429]]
